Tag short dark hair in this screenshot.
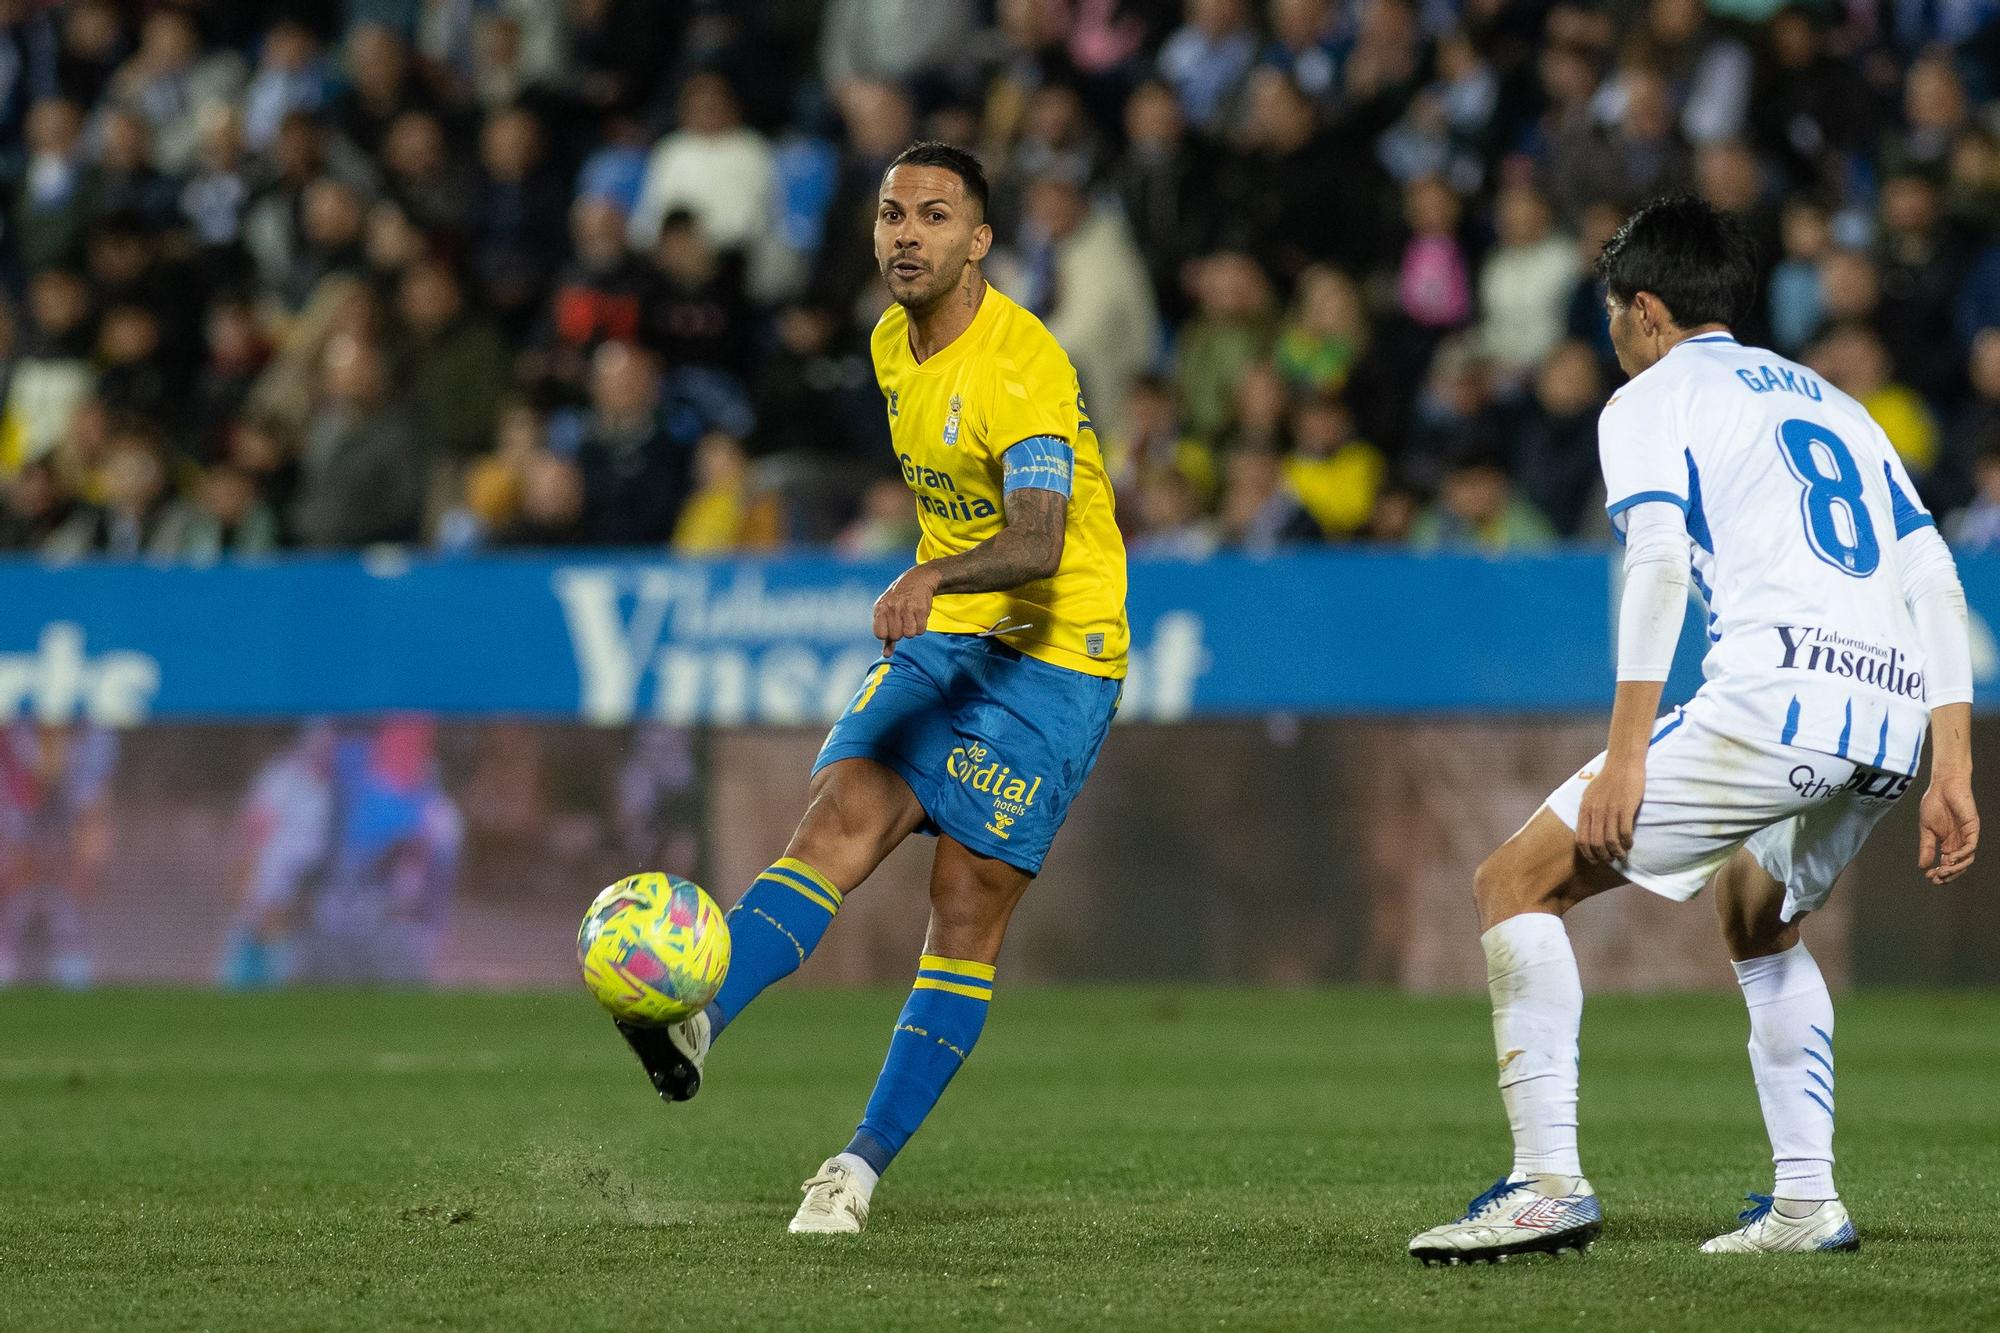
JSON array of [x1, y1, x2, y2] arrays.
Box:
[[1594, 195, 1759, 330], [884, 141, 989, 220]]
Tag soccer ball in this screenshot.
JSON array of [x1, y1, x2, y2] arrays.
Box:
[[577, 873, 731, 1026]]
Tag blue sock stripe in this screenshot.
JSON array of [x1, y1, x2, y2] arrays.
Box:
[[1809, 1024, 1833, 1052], [1807, 1069, 1833, 1098], [1805, 1089, 1834, 1118], [1804, 1046, 1834, 1076]]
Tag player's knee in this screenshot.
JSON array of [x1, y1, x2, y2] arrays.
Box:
[[788, 772, 898, 880], [1473, 846, 1566, 929]]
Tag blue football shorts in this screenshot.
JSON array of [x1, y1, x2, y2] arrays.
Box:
[[813, 631, 1122, 874]]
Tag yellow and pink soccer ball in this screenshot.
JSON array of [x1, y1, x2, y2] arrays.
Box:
[[577, 873, 731, 1025]]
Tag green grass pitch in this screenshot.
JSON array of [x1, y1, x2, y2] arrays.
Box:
[[3, 988, 1997, 1331]]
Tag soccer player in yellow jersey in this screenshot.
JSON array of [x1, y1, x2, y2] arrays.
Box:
[[613, 142, 1128, 1233]]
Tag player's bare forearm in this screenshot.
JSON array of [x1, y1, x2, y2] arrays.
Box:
[[927, 487, 1067, 593], [1929, 701, 1973, 779], [871, 489, 1068, 649], [1919, 701, 1978, 884], [1605, 679, 1667, 768], [1576, 678, 1665, 864]]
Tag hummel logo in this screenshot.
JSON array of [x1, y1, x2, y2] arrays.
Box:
[[1498, 1048, 1525, 1073]]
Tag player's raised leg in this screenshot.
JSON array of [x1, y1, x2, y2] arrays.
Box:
[[791, 836, 1030, 1234], [1407, 806, 1621, 1265], [1701, 850, 1857, 1253], [616, 757, 926, 1102]]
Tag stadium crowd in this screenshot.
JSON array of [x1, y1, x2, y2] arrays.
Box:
[[1, 0, 1999, 560]]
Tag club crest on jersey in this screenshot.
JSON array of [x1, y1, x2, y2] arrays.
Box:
[[943, 394, 962, 447]]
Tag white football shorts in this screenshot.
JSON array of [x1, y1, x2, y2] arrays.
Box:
[[1543, 704, 1916, 921]]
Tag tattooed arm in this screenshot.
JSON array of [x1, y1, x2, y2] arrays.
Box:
[[871, 487, 1067, 650]]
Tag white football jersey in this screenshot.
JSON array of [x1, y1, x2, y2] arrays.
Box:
[[1600, 332, 1936, 775]]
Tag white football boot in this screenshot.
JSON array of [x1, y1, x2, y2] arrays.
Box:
[[1701, 1195, 1859, 1253], [613, 1007, 710, 1102], [1409, 1175, 1604, 1265], [788, 1157, 872, 1234]]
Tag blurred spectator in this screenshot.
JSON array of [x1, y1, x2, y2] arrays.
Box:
[[577, 342, 692, 544], [1476, 183, 1578, 377], [152, 462, 281, 559], [1128, 469, 1221, 559], [836, 476, 922, 557], [1769, 197, 1832, 354], [819, 0, 976, 92], [1284, 395, 1385, 539], [1106, 373, 1216, 509], [1397, 175, 1473, 333], [53, 1, 122, 110], [43, 418, 173, 557], [672, 432, 783, 554], [1377, 28, 1501, 196], [1746, 7, 1874, 195], [292, 332, 427, 548], [1110, 79, 1219, 325], [87, 107, 179, 233], [472, 106, 568, 339], [1220, 361, 1291, 454], [95, 303, 174, 427], [1410, 448, 1557, 554], [642, 211, 752, 377], [992, 169, 1158, 442], [106, 5, 246, 177], [493, 448, 589, 548], [1510, 340, 1608, 537], [1262, 0, 1340, 105], [0, 460, 81, 550], [330, 23, 431, 158], [1874, 169, 1970, 400], [1222, 67, 1388, 278], [1218, 446, 1319, 552], [275, 177, 369, 312], [242, 21, 327, 153], [1158, 0, 1258, 133], [180, 102, 254, 258], [1949, 448, 2000, 553], [1942, 327, 2000, 518], [750, 302, 881, 467], [12, 98, 91, 270], [1549, 65, 1693, 222], [382, 110, 474, 238], [392, 259, 512, 463], [1178, 252, 1278, 444], [1, 267, 96, 471], [628, 72, 775, 261], [1640, 0, 1753, 146], [536, 195, 650, 393], [1807, 321, 1939, 480], [1885, 55, 1970, 177]]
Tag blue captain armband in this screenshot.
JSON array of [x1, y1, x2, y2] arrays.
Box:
[[1002, 435, 1075, 498]]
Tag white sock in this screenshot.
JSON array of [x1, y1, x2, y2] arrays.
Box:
[[1732, 941, 1836, 1201], [832, 1151, 880, 1202], [1482, 913, 1584, 1179]]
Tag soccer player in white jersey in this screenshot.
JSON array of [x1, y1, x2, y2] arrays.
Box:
[[1408, 197, 1980, 1265]]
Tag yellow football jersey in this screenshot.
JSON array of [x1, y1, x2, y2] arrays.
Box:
[[872, 285, 1128, 679]]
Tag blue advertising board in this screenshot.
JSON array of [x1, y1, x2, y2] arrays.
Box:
[[0, 551, 1993, 724]]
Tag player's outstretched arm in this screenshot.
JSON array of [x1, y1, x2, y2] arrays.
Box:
[[871, 487, 1068, 651]]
